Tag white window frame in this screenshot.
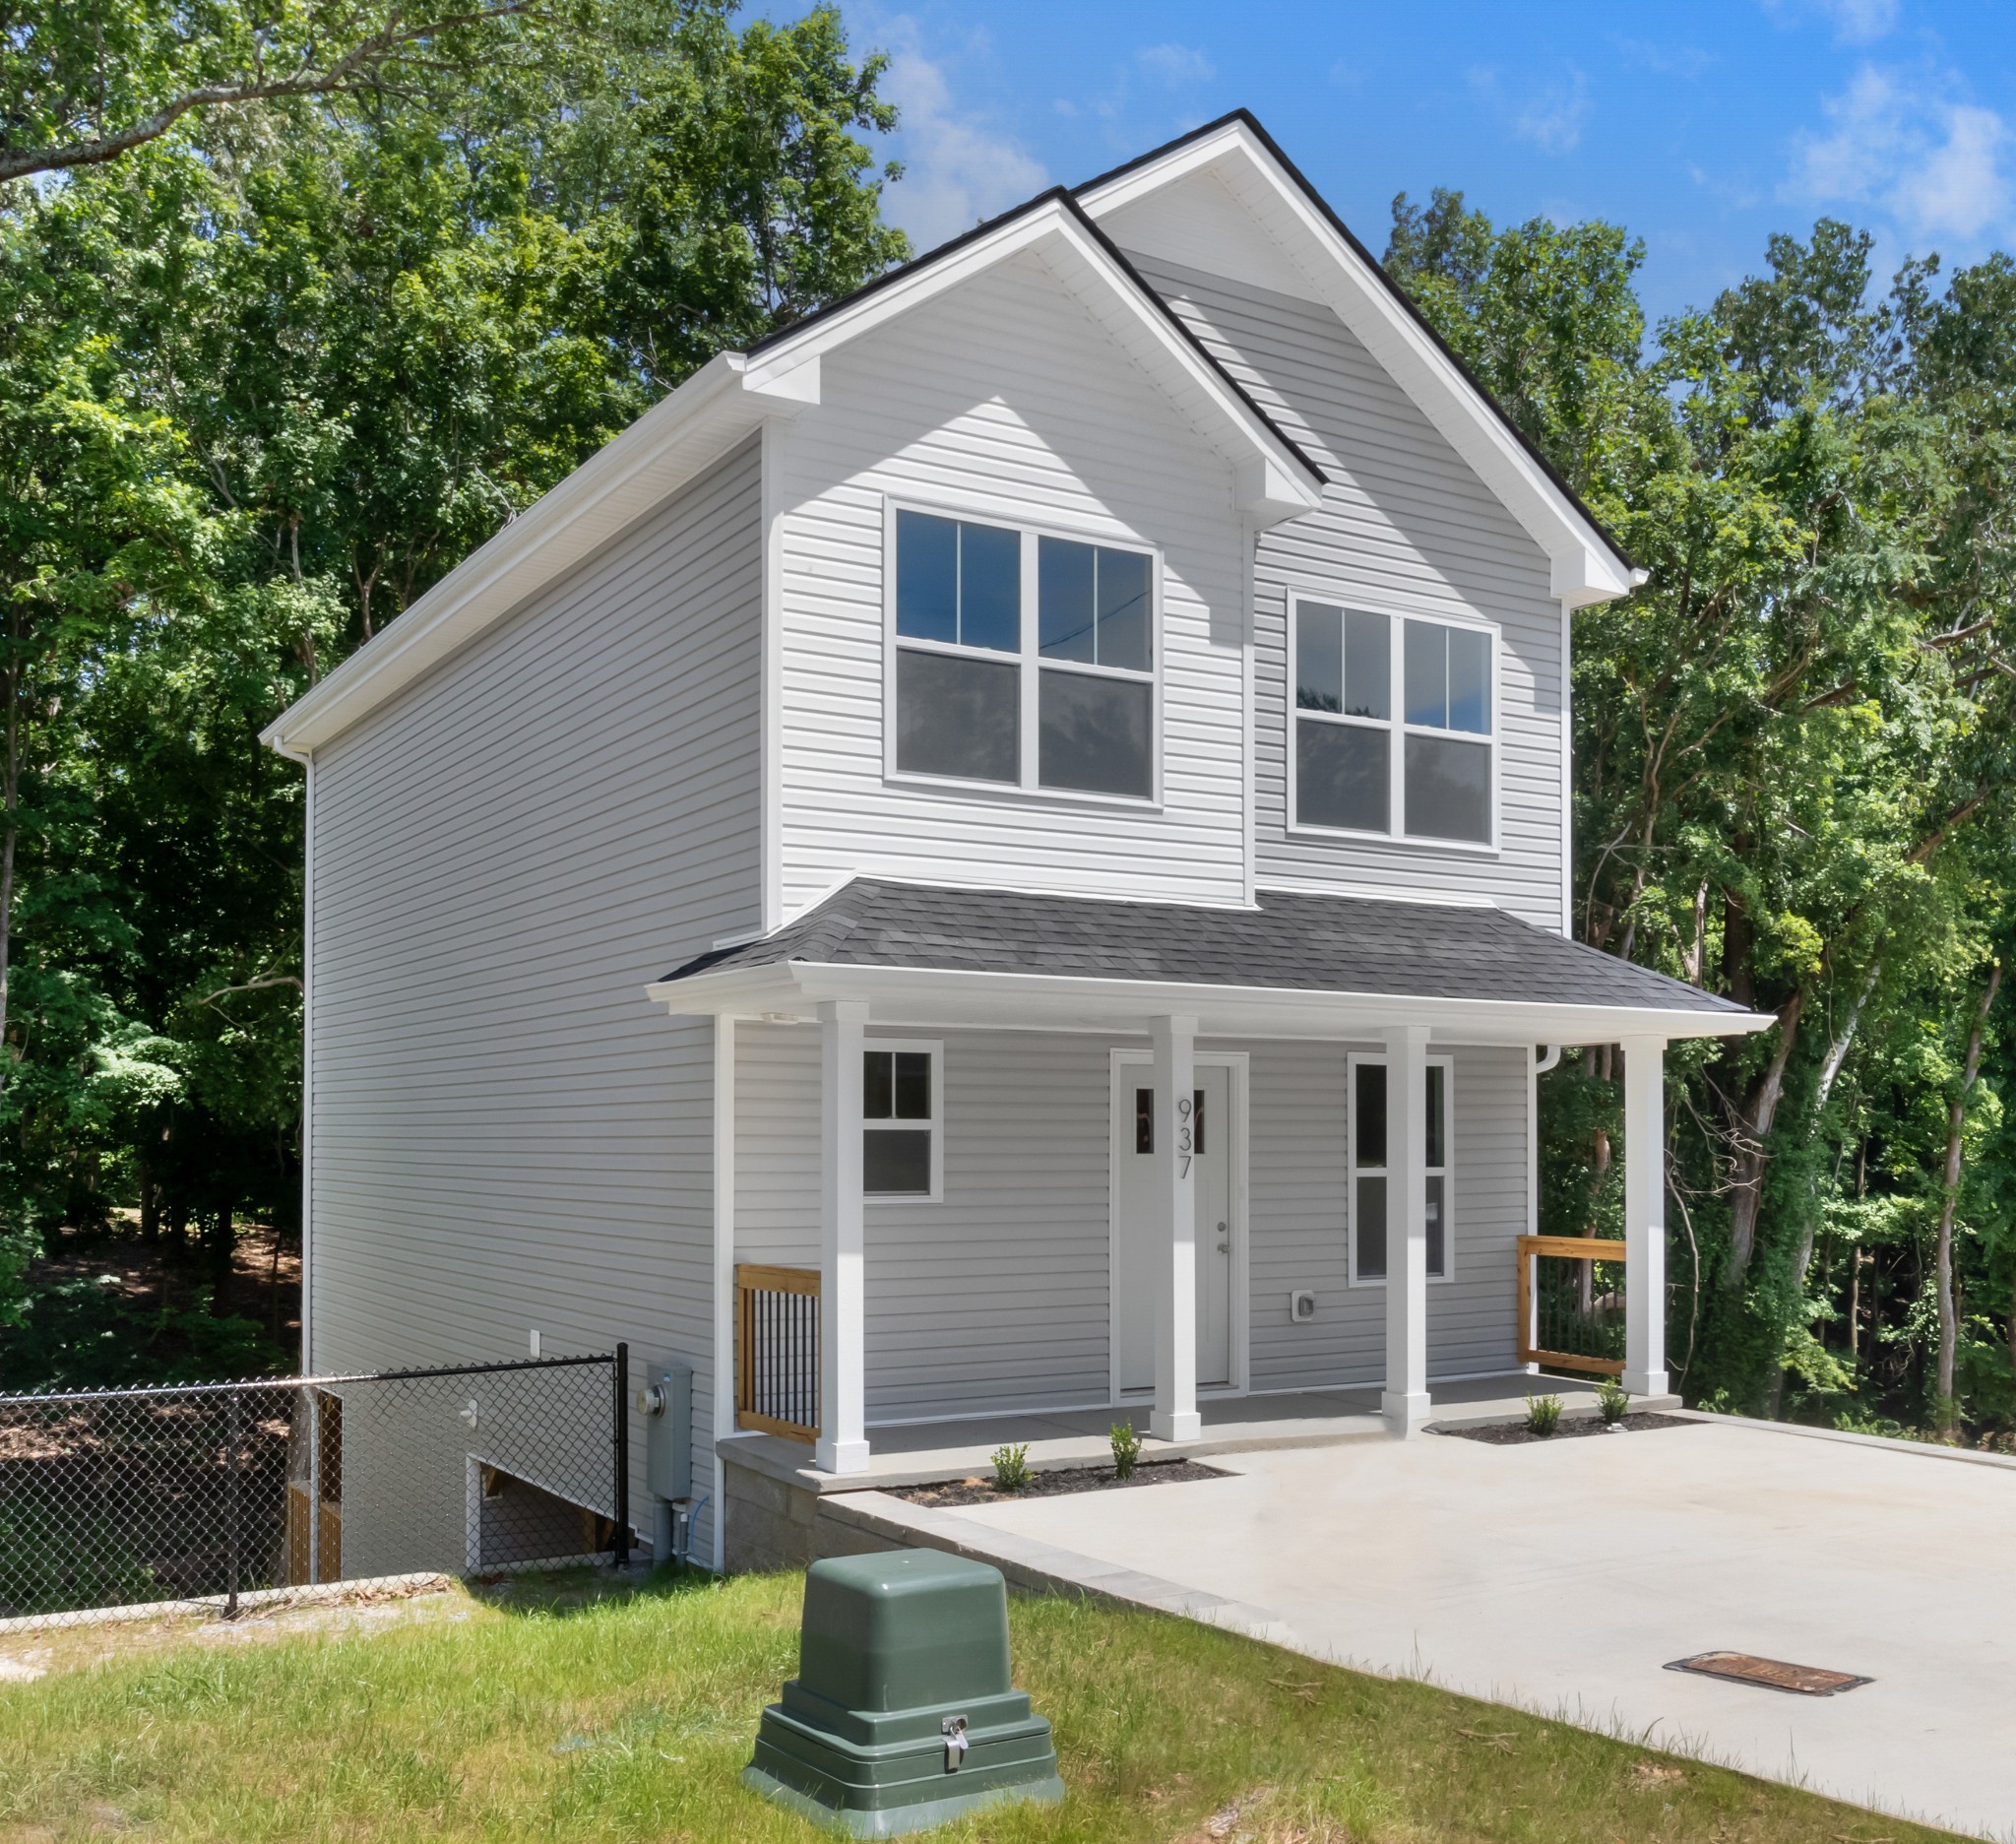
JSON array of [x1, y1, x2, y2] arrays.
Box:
[[861, 1036, 944, 1204], [881, 496, 1164, 809], [1286, 592, 1501, 854], [1346, 1049, 1455, 1287]]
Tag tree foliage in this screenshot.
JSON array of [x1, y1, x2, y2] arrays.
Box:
[[1388, 188, 2015, 1434], [0, 0, 904, 1367]]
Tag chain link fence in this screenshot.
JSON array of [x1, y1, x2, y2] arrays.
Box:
[[0, 1351, 629, 1626]]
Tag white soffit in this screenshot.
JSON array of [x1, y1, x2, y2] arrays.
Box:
[[1077, 120, 1643, 607]]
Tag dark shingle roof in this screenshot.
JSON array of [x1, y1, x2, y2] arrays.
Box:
[[662, 880, 1745, 1016]]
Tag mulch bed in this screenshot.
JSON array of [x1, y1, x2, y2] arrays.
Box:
[[891, 1458, 1228, 1508], [1441, 1411, 1693, 1446]]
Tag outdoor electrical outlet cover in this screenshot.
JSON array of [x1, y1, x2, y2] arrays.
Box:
[[742, 1550, 1063, 1837]]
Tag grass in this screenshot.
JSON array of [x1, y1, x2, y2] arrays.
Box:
[[0, 1567, 1955, 1843]]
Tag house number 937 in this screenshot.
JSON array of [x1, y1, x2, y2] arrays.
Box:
[[1176, 1095, 1193, 1176]]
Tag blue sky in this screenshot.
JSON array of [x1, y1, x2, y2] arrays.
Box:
[[766, 0, 2016, 327]]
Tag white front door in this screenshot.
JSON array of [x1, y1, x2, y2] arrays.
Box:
[[1116, 1061, 1233, 1392]]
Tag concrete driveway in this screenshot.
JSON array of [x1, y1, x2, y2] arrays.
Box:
[[916, 1418, 2014, 1839]]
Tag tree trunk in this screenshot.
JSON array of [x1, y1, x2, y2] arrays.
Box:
[[1935, 963, 2001, 1428], [1724, 988, 1804, 1287]]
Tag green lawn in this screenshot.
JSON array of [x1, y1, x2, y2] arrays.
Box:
[[0, 1568, 1953, 1843]]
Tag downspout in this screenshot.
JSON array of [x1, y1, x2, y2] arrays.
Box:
[[298, 750, 315, 1372]]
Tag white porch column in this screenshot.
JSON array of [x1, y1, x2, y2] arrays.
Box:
[[816, 1000, 870, 1475], [1620, 1035, 1670, 1399], [1150, 1013, 1202, 1443], [1382, 1023, 1431, 1435]]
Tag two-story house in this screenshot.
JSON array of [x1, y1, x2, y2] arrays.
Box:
[[263, 111, 1767, 1574]]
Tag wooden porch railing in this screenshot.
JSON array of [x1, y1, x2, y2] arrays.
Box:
[[1517, 1235, 1627, 1376], [735, 1264, 821, 1441]]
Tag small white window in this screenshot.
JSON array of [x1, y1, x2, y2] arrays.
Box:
[[1347, 1052, 1452, 1284], [889, 507, 1159, 802], [862, 1040, 942, 1200], [1291, 599, 1494, 845]]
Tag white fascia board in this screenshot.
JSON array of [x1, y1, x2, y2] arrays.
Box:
[[744, 198, 1323, 526], [651, 957, 1774, 1047], [261, 350, 816, 759], [1076, 121, 1639, 603]]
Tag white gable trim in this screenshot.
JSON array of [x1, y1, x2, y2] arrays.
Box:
[[745, 192, 1324, 523], [262, 351, 804, 758], [1076, 117, 1645, 608]]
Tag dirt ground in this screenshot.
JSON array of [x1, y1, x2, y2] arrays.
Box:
[[0, 1574, 474, 1681], [27, 1218, 301, 1358]]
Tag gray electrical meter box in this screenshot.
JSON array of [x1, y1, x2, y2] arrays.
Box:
[[642, 1361, 692, 1502]]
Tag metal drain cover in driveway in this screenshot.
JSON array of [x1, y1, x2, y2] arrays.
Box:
[[1666, 1652, 1871, 1696]]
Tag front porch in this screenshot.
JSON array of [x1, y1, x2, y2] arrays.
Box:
[[651, 878, 1769, 1516]]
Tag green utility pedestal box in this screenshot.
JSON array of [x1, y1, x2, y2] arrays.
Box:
[[743, 1550, 1063, 1837]]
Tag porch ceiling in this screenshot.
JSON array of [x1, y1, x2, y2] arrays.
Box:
[[648, 879, 1773, 1046]]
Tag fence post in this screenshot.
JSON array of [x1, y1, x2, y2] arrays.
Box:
[[225, 1392, 242, 1620], [612, 1343, 630, 1567]]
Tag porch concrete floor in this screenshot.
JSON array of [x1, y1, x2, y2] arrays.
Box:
[[916, 1417, 2015, 1840], [718, 1372, 1626, 1494]]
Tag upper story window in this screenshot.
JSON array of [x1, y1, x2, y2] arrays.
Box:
[[1292, 598, 1494, 846], [891, 508, 1157, 801]]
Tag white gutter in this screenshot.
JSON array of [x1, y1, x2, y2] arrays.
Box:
[[647, 958, 1775, 1047]]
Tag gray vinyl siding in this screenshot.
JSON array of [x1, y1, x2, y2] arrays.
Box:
[[734, 1025, 1111, 1423], [1243, 1041, 1530, 1388], [773, 249, 1251, 917], [731, 1026, 1529, 1421], [308, 436, 763, 1569], [1130, 255, 1567, 930]]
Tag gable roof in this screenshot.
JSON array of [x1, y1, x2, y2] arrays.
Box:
[[263, 180, 1328, 760], [1073, 109, 1643, 606], [651, 878, 1768, 1044]]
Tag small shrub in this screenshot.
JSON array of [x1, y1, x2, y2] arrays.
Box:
[[1595, 1378, 1630, 1426], [1109, 1420, 1141, 1479], [1524, 1392, 1563, 1437], [990, 1442, 1032, 1492]]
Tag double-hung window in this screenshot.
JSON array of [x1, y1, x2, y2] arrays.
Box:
[[1347, 1052, 1452, 1284], [862, 1041, 941, 1200], [1292, 599, 1494, 845], [891, 508, 1157, 800]]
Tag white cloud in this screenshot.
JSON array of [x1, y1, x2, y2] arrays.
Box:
[[872, 18, 1050, 252], [1137, 42, 1215, 86], [1469, 66, 1591, 157], [1610, 35, 1714, 79], [1762, 0, 1899, 43], [1517, 72, 1591, 155], [1787, 63, 2011, 241]]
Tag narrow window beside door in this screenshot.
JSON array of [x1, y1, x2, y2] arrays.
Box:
[[1348, 1054, 1452, 1282]]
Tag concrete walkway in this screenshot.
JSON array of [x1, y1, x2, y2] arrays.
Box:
[[869, 1418, 2014, 1840]]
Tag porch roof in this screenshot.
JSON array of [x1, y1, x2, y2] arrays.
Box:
[[649, 880, 1770, 1045]]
